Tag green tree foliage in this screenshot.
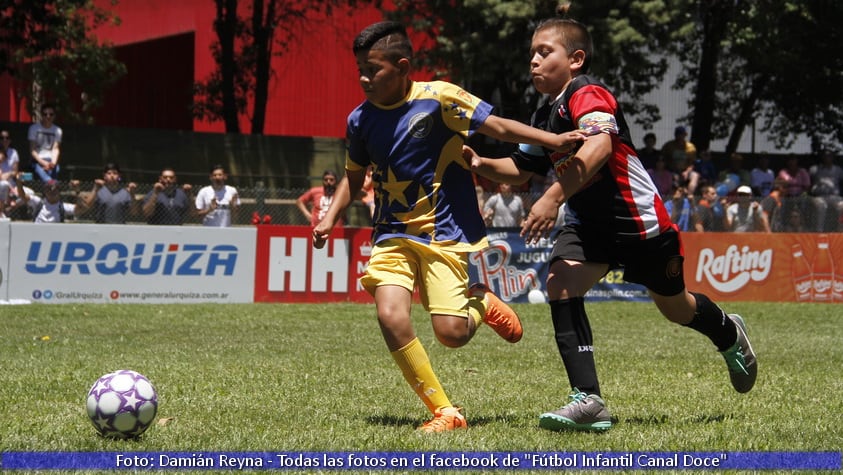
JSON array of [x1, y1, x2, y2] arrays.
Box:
[[0, 0, 125, 124], [674, 0, 842, 153], [194, 0, 363, 135], [385, 0, 842, 154], [385, 1, 671, 127]]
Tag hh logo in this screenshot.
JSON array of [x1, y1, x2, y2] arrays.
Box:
[[267, 237, 349, 292]]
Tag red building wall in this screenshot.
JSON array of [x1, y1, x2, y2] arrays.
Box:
[[93, 0, 385, 137], [2, 0, 386, 138]]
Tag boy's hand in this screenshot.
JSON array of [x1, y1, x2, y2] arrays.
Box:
[[555, 131, 588, 153], [461, 145, 482, 170], [521, 194, 560, 244], [312, 221, 332, 249]]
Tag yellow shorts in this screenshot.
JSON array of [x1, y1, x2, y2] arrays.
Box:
[[360, 238, 471, 317]]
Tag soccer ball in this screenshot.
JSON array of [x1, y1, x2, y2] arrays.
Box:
[[86, 370, 158, 439]]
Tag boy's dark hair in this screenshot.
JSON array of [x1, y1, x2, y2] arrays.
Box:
[[353, 21, 413, 62], [210, 164, 226, 173], [535, 4, 593, 74], [40, 103, 56, 113]]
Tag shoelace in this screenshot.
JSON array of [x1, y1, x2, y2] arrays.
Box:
[[422, 412, 456, 431], [563, 390, 589, 408]]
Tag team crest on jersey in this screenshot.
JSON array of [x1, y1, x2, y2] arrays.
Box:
[[408, 112, 433, 139], [456, 89, 474, 104], [665, 256, 683, 279]]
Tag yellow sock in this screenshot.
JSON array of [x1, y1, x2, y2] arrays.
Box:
[[391, 338, 451, 413], [467, 295, 485, 327]]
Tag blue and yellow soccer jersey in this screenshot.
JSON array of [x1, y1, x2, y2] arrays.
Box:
[[346, 81, 492, 252]]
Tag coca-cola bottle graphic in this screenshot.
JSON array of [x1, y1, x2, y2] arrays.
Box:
[[791, 244, 813, 302], [811, 235, 834, 302], [835, 253, 843, 303]]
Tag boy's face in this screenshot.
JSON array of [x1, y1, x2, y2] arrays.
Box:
[[356, 49, 408, 106], [530, 29, 576, 96]]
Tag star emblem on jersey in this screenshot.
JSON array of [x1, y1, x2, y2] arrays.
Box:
[[381, 166, 413, 209]]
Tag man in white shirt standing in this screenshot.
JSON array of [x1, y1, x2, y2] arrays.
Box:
[[28, 104, 62, 182], [195, 164, 240, 227]]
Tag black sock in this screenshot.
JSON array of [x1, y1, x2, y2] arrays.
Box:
[[684, 292, 738, 351], [549, 297, 600, 396]]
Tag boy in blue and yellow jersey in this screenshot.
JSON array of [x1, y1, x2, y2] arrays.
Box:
[[313, 21, 586, 433]]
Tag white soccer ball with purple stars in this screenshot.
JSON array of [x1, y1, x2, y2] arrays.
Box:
[[86, 370, 158, 439]]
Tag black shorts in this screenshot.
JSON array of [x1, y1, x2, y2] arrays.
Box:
[[551, 225, 686, 297]]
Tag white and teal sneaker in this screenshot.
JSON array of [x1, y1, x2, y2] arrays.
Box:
[[720, 314, 757, 393], [539, 389, 612, 432]]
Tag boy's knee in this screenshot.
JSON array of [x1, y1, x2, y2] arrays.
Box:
[[431, 314, 473, 348]]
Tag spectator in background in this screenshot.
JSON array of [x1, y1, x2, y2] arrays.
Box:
[[695, 185, 726, 232], [196, 164, 239, 227], [776, 154, 812, 225], [760, 179, 788, 232], [676, 155, 700, 197], [661, 125, 696, 173], [780, 207, 808, 232], [28, 103, 62, 182], [0, 130, 20, 203], [475, 184, 487, 216], [297, 169, 341, 227], [77, 162, 138, 224], [483, 182, 525, 227], [31, 179, 78, 223], [359, 165, 376, 220], [647, 156, 675, 198], [664, 184, 697, 231], [750, 154, 775, 198], [3, 171, 39, 220], [0, 148, 16, 205], [808, 150, 843, 232], [777, 155, 811, 198], [694, 148, 718, 188], [717, 153, 751, 195], [143, 167, 194, 225], [725, 185, 770, 232], [637, 132, 660, 170]]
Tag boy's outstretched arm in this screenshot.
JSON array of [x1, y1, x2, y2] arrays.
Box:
[[519, 132, 613, 243], [462, 145, 533, 185], [312, 168, 365, 249], [478, 115, 586, 152]]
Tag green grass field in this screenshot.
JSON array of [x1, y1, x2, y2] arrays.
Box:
[[1, 301, 841, 472]]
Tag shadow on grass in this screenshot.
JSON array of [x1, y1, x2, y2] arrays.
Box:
[[365, 414, 519, 428], [621, 413, 728, 427], [619, 414, 669, 426]]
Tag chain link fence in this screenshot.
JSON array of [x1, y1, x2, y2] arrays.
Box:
[[5, 179, 842, 232]]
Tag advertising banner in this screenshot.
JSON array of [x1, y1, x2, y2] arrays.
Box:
[[0, 220, 10, 302], [469, 229, 650, 304], [253, 225, 373, 303], [683, 232, 843, 302], [6, 223, 256, 303]]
